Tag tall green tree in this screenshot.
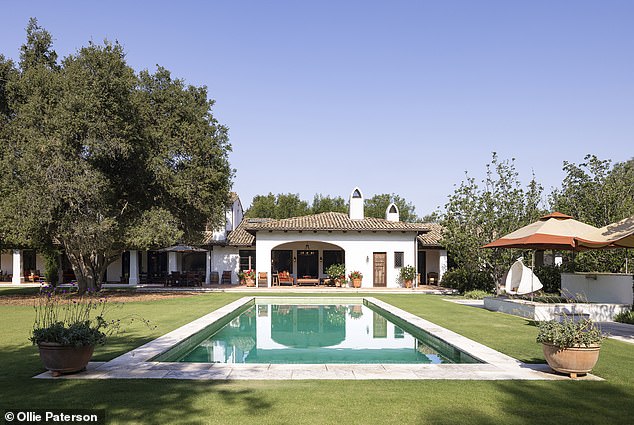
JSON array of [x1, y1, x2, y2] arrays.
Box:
[[550, 155, 634, 272], [0, 21, 233, 292], [245, 193, 310, 219], [441, 153, 545, 289], [311, 194, 347, 214], [364, 194, 419, 222]]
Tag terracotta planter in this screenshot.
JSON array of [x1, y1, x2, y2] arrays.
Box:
[[404, 279, 413, 288], [334, 278, 342, 287], [245, 278, 255, 287], [38, 343, 94, 376], [352, 278, 362, 288], [542, 342, 601, 378]]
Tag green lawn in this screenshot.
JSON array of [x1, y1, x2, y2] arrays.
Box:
[[1, 291, 633, 424]]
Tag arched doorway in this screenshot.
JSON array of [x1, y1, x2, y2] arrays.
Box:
[[271, 241, 345, 282]]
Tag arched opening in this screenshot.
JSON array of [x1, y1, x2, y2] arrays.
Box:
[[271, 241, 345, 285]]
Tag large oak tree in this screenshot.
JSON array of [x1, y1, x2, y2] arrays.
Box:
[[0, 19, 233, 292]]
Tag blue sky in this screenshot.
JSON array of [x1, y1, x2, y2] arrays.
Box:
[[2, 1, 632, 217]]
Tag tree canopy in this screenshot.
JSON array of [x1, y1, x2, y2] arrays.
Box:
[[440, 153, 544, 290], [0, 19, 233, 292], [245, 192, 419, 221], [550, 155, 634, 272]]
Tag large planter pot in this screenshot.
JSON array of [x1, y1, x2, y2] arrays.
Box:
[[38, 343, 94, 377], [245, 278, 255, 287], [404, 279, 413, 288], [352, 278, 362, 288], [542, 342, 601, 378], [334, 278, 342, 287]]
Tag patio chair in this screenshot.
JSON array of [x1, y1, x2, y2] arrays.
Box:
[[209, 271, 219, 285], [427, 272, 439, 285], [258, 272, 268, 287], [221, 271, 232, 285], [278, 271, 294, 286]]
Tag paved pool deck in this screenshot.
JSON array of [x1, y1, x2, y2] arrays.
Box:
[[34, 296, 602, 381]]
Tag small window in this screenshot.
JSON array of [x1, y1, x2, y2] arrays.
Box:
[[352, 189, 362, 198], [394, 252, 404, 268], [389, 205, 397, 213]]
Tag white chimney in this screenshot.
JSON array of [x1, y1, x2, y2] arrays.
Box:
[[386, 203, 399, 222], [349, 187, 364, 220]]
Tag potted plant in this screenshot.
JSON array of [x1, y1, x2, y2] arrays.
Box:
[[326, 263, 346, 287], [536, 318, 606, 378], [399, 265, 416, 288], [348, 271, 363, 288], [243, 269, 256, 287], [30, 289, 120, 376]]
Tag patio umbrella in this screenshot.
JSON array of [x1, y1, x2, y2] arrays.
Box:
[[483, 212, 601, 296], [576, 215, 634, 274], [575, 215, 634, 249], [483, 212, 600, 251], [157, 244, 207, 253]]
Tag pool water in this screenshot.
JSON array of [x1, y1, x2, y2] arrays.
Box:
[[156, 302, 481, 364]]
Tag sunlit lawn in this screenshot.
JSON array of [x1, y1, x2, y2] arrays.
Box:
[[1, 289, 633, 424]]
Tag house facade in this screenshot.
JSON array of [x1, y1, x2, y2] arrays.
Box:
[[1, 188, 448, 287], [207, 187, 447, 288]]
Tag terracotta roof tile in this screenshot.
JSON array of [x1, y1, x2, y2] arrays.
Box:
[[243, 212, 429, 232], [417, 223, 444, 247]]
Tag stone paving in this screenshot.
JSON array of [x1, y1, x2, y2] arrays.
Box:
[[34, 296, 603, 381]]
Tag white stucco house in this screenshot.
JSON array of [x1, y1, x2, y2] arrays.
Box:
[[1, 188, 448, 288], [203, 187, 447, 288]]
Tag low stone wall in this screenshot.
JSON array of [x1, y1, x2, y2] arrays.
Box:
[[483, 297, 631, 322], [562, 273, 633, 304]]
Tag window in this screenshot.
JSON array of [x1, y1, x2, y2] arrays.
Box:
[[323, 250, 345, 273], [389, 204, 397, 213], [352, 189, 362, 198], [394, 251, 404, 268], [239, 250, 256, 271]]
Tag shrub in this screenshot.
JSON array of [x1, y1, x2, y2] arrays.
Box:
[[440, 268, 494, 293], [533, 265, 561, 293], [463, 290, 491, 299], [614, 310, 634, 325], [326, 263, 346, 280], [399, 265, 417, 282], [43, 251, 60, 286], [536, 319, 606, 348]]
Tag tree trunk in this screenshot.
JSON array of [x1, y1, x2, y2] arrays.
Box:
[[64, 247, 112, 294]]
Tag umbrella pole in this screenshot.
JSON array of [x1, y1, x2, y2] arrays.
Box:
[[530, 251, 534, 302]]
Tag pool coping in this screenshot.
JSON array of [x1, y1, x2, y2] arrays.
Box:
[[34, 296, 601, 381]]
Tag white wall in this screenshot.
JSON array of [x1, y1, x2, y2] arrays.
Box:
[[1, 251, 13, 274], [255, 231, 418, 288], [562, 273, 634, 304], [210, 246, 240, 284], [106, 257, 122, 282]]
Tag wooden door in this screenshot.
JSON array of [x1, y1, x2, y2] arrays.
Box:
[[373, 252, 387, 287]]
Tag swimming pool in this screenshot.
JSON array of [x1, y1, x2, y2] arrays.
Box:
[[57, 296, 565, 380], [154, 299, 481, 364]]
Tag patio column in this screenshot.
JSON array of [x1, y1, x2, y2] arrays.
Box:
[[439, 250, 448, 282], [128, 250, 139, 286], [12, 249, 22, 284], [205, 250, 211, 284], [168, 252, 178, 273]]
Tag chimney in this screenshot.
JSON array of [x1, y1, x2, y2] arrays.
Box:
[[386, 202, 399, 222], [349, 187, 364, 220]]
